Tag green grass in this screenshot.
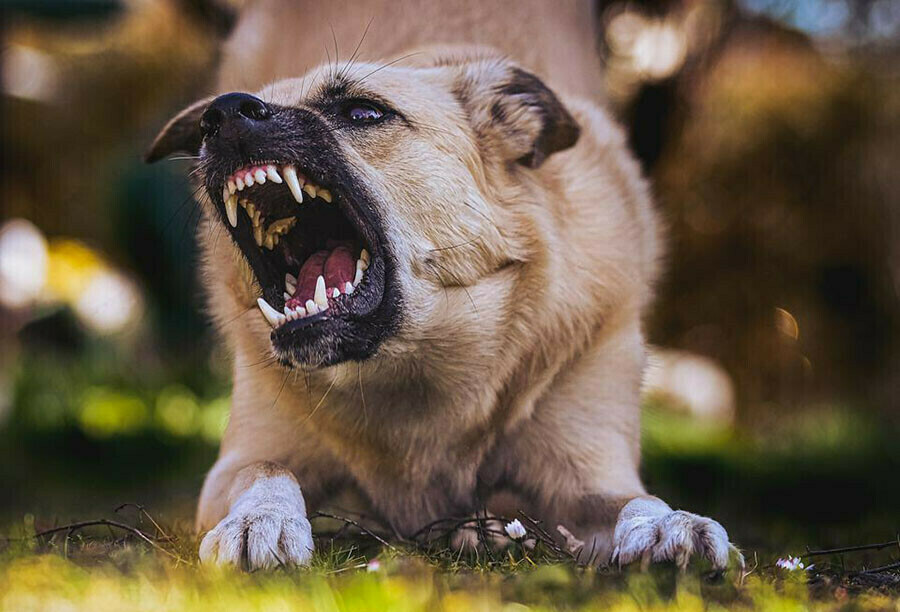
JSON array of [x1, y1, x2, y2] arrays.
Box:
[[1, 501, 898, 612], [3, 352, 898, 611], [1, 533, 898, 611]]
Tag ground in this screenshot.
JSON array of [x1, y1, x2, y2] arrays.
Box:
[[1, 402, 898, 610]]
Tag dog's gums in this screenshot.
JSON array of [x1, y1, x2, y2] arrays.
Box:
[[219, 162, 371, 328]]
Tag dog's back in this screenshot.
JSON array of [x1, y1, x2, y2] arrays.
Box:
[[219, 0, 605, 99]]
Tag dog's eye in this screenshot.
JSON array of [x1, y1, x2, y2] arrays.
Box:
[[342, 102, 384, 124]]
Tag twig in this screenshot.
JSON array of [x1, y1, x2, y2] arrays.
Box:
[[311, 511, 398, 552], [114, 503, 177, 542], [852, 561, 900, 576], [517, 511, 576, 561], [32, 519, 191, 565], [805, 538, 900, 558]]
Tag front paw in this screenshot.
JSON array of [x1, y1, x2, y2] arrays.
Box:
[[199, 475, 313, 570], [612, 497, 742, 571]]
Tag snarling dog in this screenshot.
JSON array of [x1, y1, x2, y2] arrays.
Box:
[[147, 3, 740, 572]]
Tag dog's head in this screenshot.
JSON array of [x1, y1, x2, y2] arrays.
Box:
[[148, 51, 580, 369]]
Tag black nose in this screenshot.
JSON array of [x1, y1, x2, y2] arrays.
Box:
[[200, 92, 271, 138]]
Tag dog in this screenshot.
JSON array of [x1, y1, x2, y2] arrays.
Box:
[[146, 0, 740, 571]]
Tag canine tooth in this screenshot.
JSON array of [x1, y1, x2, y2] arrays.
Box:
[[227, 180, 236, 194], [253, 225, 264, 246], [318, 189, 332, 203], [314, 275, 328, 307], [343, 281, 354, 294], [356, 259, 368, 278], [245, 172, 255, 187], [257, 298, 285, 328], [305, 299, 318, 315], [283, 292, 292, 301], [360, 248, 370, 265], [266, 165, 283, 183], [303, 183, 317, 199], [283, 165, 304, 204], [353, 266, 363, 286], [254, 169, 267, 184], [285, 281, 296, 295], [331, 288, 340, 298], [225, 194, 239, 227], [264, 234, 275, 250], [222, 185, 229, 203], [236, 176, 245, 190], [286, 272, 297, 285]]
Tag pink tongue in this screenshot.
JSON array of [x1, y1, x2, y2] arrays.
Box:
[[295, 250, 329, 302], [324, 246, 355, 289], [289, 246, 356, 306]]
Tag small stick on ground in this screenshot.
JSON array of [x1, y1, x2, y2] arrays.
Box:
[[31, 519, 192, 565], [805, 537, 900, 558], [852, 561, 900, 576], [311, 511, 398, 552], [114, 503, 177, 542]]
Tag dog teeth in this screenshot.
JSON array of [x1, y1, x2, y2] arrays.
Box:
[[283, 291, 292, 301], [225, 194, 238, 227], [285, 273, 297, 294], [227, 180, 237, 194], [236, 176, 245, 191], [244, 172, 255, 187], [253, 224, 264, 246], [283, 165, 304, 204], [330, 288, 340, 298], [257, 297, 285, 328], [360, 249, 370, 266], [353, 266, 363, 286], [254, 169, 267, 184], [314, 275, 328, 309], [303, 183, 317, 199], [318, 188, 332, 203], [305, 299, 318, 315], [343, 281, 354, 294], [266, 165, 283, 184]]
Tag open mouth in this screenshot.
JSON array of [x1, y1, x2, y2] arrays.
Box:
[[216, 162, 376, 334]]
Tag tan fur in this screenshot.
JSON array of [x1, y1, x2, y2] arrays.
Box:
[[156, 0, 737, 568]]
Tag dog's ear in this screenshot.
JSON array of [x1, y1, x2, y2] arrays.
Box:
[[145, 97, 213, 163], [457, 63, 580, 168]]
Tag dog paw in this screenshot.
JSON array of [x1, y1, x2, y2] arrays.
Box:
[[449, 514, 513, 553], [611, 497, 742, 571], [199, 475, 313, 570]]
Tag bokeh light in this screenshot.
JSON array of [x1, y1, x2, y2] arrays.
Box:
[[0, 219, 48, 309]]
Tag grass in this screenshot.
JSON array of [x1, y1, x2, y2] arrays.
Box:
[[1, 521, 898, 612], [1, 490, 898, 612], [2, 385, 898, 610]]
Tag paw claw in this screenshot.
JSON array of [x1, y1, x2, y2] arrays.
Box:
[[612, 499, 738, 572], [199, 509, 313, 570]]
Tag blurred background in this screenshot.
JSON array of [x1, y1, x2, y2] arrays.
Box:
[[1, 0, 897, 552]]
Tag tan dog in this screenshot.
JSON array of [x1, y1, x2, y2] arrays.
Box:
[[147, 0, 740, 571]]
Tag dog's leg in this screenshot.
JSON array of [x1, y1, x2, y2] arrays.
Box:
[[495, 315, 741, 570], [197, 461, 314, 569]]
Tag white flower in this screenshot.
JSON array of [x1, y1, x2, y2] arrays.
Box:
[[775, 556, 805, 571], [504, 519, 527, 540], [366, 559, 381, 572]]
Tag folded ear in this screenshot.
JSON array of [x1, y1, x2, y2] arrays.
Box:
[[145, 96, 213, 163], [457, 63, 580, 168]]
